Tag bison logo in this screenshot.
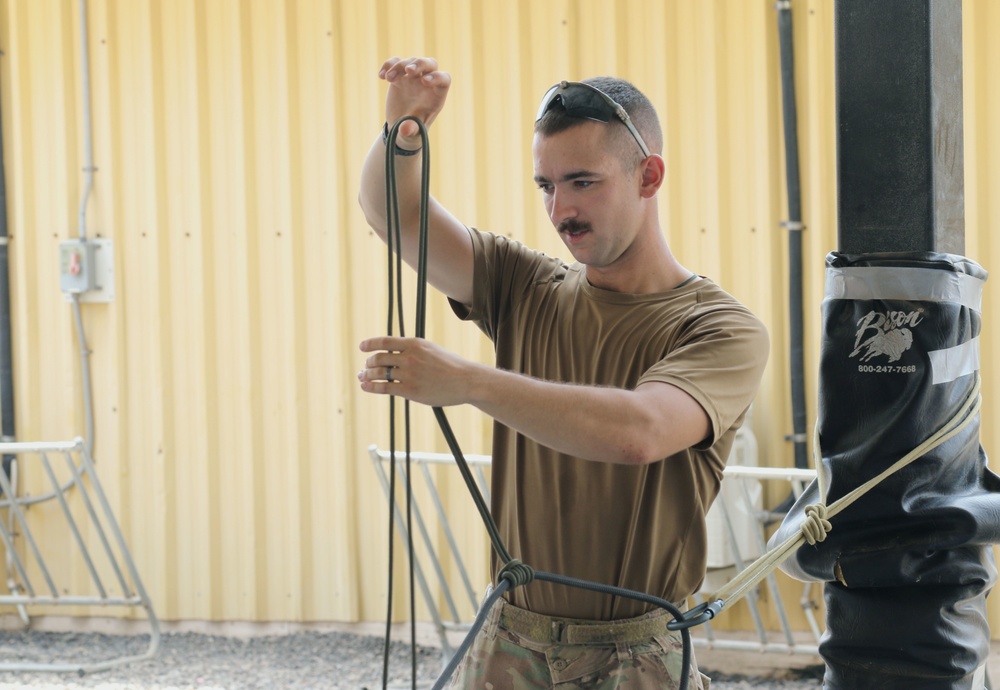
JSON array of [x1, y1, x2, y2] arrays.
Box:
[[850, 309, 921, 363]]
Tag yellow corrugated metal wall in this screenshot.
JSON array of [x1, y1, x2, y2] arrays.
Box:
[[0, 0, 996, 635]]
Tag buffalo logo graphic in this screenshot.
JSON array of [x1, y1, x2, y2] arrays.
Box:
[[850, 309, 922, 363]]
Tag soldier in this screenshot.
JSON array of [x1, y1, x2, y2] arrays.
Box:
[[357, 57, 769, 689]]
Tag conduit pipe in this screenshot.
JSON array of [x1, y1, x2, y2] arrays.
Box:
[[776, 0, 808, 471], [77, 0, 96, 240], [75, 0, 96, 456], [0, 56, 15, 480]]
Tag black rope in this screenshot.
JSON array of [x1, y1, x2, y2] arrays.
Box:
[[380, 124, 397, 689], [429, 578, 512, 690], [381, 116, 697, 690], [497, 558, 534, 589], [383, 117, 430, 690]]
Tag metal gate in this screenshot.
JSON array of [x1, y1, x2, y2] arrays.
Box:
[[0, 438, 161, 673]]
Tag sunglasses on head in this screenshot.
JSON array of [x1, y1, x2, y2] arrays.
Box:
[[535, 80, 651, 158]]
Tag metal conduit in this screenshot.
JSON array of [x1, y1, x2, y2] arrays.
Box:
[[776, 0, 809, 471]]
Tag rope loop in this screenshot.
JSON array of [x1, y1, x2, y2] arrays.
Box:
[[801, 503, 832, 545], [498, 559, 535, 589]]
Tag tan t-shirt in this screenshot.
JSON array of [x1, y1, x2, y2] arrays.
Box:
[[451, 228, 770, 620]]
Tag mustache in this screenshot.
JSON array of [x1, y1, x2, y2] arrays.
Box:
[[558, 219, 593, 234]]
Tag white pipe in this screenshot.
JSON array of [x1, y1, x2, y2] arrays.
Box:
[[77, 0, 95, 241], [75, 0, 96, 458]]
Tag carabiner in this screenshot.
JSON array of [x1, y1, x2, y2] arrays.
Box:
[[667, 599, 725, 631]]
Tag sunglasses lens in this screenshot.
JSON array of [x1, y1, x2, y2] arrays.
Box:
[[567, 93, 613, 122], [535, 85, 561, 121], [535, 83, 615, 123]]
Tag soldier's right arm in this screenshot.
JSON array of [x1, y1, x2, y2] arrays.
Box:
[[359, 57, 474, 308]]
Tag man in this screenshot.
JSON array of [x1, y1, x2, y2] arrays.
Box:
[[357, 56, 769, 689]]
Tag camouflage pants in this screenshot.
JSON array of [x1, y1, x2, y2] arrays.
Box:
[[448, 599, 710, 689]]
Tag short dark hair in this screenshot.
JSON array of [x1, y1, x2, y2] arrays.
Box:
[[534, 77, 663, 170]]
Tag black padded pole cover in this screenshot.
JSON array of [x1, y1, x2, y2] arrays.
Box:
[[772, 251, 1000, 689]]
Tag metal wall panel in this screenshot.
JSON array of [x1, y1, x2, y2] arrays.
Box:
[[0, 0, 996, 635], [964, 0, 1000, 635]]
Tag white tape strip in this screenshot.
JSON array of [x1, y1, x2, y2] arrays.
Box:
[[928, 336, 980, 385], [826, 266, 984, 313]]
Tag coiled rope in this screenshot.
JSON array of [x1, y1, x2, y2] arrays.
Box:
[[379, 115, 984, 690]]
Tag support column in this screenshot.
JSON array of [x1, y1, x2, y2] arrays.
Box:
[[773, 2, 1000, 688], [836, 0, 964, 254]]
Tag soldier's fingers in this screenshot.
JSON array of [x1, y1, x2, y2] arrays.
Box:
[[378, 56, 403, 79], [384, 57, 424, 81], [402, 57, 439, 78]]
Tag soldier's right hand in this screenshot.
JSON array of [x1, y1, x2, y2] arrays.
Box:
[[379, 57, 451, 150]]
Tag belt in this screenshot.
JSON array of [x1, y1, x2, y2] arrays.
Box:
[[497, 600, 676, 646]]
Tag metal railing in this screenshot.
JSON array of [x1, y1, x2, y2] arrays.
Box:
[[0, 438, 160, 673], [370, 432, 823, 660], [696, 463, 822, 655]]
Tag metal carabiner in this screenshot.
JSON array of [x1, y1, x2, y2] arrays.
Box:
[[667, 599, 725, 631]]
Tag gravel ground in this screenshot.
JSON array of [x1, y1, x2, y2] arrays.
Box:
[[0, 629, 824, 690]]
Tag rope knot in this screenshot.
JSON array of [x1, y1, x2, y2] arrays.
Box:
[[801, 503, 832, 545], [498, 559, 535, 589]]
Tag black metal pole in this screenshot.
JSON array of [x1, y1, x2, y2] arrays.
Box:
[[776, 0, 808, 471], [836, 0, 964, 254], [816, 2, 998, 688], [0, 67, 15, 485]]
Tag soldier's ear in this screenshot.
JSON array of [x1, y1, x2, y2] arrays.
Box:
[[638, 155, 665, 198]]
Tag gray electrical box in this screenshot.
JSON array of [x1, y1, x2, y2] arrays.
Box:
[[59, 239, 97, 293], [59, 238, 114, 302]]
